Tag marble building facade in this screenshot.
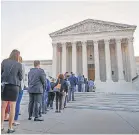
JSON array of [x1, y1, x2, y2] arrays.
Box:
[[49, 19, 137, 92]]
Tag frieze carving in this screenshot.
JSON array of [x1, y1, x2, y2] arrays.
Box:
[[57, 22, 126, 35], [50, 19, 136, 37]]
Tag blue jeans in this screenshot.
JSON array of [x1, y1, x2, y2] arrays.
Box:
[[42, 91, 48, 113], [14, 90, 23, 121], [68, 87, 75, 101], [78, 84, 82, 92]]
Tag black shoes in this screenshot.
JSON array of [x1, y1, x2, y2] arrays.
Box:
[[55, 110, 61, 113], [42, 112, 47, 114], [34, 117, 44, 121], [28, 117, 32, 120], [7, 129, 15, 133]]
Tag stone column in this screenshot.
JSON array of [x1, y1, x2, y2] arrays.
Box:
[[116, 39, 125, 81], [82, 41, 88, 78], [62, 42, 67, 74], [128, 37, 137, 79], [104, 39, 112, 82], [72, 42, 77, 75], [93, 40, 100, 82], [52, 43, 57, 78]]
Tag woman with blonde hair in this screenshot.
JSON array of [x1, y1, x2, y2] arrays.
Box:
[[1, 49, 23, 133]]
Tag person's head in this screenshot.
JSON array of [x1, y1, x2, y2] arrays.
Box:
[[58, 74, 64, 80], [9, 49, 20, 62], [34, 60, 40, 68], [67, 74, 70, 78], [71, 72, 73, 75], [19, 56, 23, 63]]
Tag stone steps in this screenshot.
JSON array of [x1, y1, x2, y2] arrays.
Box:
[[68, 92, 139, 112]]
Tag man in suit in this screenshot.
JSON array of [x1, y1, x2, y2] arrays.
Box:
[[28, 60, 46, 121]]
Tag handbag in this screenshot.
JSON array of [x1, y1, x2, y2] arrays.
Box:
[[55, 79, 61, 92], [1, 64, 15, 93]]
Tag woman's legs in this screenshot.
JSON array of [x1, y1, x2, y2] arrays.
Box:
[[50, 92, 55, 108], [1, 101, 8, 129], [14, 90, 23, 123], [9, 102, 16, 129], [5, 101, 10, 120], [55, 92, 59, 111], [59, 92, 63, 111]]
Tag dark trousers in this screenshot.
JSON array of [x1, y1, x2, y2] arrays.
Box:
[[55, 92, 63, 111], [47, 92, 55, 108], [78, 84, 82, 92], [28, 93, 42, 118]]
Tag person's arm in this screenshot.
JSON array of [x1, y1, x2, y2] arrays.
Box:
[[1, 60, 4, 75], [40, 70, 46, 89], [18, 63, 23, 81]]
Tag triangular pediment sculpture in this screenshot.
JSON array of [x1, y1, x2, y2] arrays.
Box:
[[49, 19, 136, 37]]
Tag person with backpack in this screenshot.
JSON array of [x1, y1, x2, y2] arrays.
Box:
[[47, 78, 55, 109], [68, 73, 77, 101], [54, 74, 68, 113]]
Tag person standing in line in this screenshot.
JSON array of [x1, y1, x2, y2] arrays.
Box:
[[41, 78, 48, 114], [47, 78, 55, 109], [82, 75, 85, 92], [54, 74, 67, 113], [13, 56, 25, 126], [64, 74, 70, 107], [1, 49, 23, 133], [68, 73, 77, 101], [28, 60, 46, 121], [77, 74, 84, 92], [88, 79, 94, 92], [84, 78, 88, 92]]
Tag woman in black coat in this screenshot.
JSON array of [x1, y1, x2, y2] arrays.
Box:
[[1, 49, 23, 133]]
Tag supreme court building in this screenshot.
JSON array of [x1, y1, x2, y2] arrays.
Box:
[[49, 19, 137, 92]]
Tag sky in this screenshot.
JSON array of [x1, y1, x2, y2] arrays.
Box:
[[1, 1, 139, 60]]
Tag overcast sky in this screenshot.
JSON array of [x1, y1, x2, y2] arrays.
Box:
[[1, 1, 139, 60]]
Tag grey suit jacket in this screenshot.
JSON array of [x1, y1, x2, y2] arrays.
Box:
[[28, 68, 46, 94], [1, 59, 23, 87]]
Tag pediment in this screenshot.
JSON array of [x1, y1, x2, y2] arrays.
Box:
[[49, 19, 136, 37]]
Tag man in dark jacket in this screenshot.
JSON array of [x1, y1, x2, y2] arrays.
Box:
[[28, 60, 46, 121]]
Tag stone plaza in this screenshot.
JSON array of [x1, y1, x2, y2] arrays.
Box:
[[2, 91, 139, 134]]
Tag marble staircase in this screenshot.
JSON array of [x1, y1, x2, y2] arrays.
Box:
[[68, 92, 139, 112]]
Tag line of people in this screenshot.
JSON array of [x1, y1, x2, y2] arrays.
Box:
[[1, 49, 96, 134], [27, 63, 78, 121]]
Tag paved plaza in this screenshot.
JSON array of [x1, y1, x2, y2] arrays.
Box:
[[2, 91, 139, 134]]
